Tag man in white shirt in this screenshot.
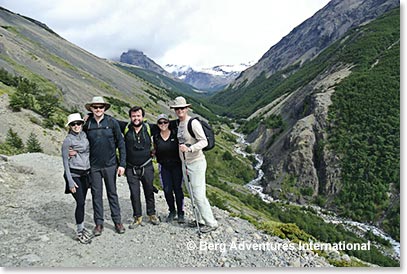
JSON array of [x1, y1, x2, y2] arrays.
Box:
[[171, 96, 218, 233]]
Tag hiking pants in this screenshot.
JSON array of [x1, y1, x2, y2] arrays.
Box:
[[125, 163, 156, 217], [71, 175, 89, 225], [182, 159, 218, 227], [90, 165, 122, 225], [159, 162, 184, 214]]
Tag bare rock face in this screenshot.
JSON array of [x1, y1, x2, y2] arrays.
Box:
[[120, 49, 173, 78], [260, 66, 352, 202], [285, 115, 319, 197]]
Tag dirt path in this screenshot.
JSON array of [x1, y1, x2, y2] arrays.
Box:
[[0, 153, 330, 268]]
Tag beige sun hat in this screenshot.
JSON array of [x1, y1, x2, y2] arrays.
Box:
[[169, 96, 191, 109], [85, 96, 111, 111], [65, 113, 84, 127]]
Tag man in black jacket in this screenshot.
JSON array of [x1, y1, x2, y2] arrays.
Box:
[[84, 96, 126, 236]]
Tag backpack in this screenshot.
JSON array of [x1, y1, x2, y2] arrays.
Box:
[[123, 121, 153, 151], [123, 121, 151, 137], [187, 117, 215, 151]]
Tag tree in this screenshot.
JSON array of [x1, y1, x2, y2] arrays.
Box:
[[222, 151, 233, 161], [5, 128, 24, 153], [37, 93, 59, 118], [25, 132, 43, 153]]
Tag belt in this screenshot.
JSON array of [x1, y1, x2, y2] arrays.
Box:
[[131, 158, 152, 177], [135, 158, 152, 169]]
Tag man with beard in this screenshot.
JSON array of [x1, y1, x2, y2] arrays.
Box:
[[120, 106, 160, 228]]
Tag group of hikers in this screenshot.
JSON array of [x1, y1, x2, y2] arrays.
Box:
[[61, 96, 218, 244]]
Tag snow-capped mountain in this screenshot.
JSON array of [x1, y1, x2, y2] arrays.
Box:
[[118, 48, 253, 92], [164, 62, 254, 92]]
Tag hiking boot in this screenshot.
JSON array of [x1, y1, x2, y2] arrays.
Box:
[[200, 225, 218, 234], [177, 212, 185, 224], [188, 220, 205, 228], [76, 230, 92, 244], [115, 223, 126, 234], [129, 216, 144, 229], [166, 211, 176, 222], [82, 228, 93, 239], [149, 214, 160, 225], [93, 224, 103, 236]]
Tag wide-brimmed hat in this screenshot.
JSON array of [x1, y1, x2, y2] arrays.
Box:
[[66, 113, 84, 127], [85, 96, 111, 111], [170, 96, 191, 109], [156, 113, 169, 123]]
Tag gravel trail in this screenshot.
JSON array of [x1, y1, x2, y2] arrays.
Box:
[[0, 153, 331, 268]]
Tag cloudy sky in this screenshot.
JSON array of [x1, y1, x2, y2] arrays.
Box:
[[0, 0, 330, 69]]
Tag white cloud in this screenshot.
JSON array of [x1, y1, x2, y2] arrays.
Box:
[[0, 0, 330, 68]]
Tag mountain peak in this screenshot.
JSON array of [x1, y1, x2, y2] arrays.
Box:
[[119, 49, 173, 78]]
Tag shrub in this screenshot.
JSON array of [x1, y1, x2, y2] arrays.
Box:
[[222, 151, 233, 161], [26, 132, 43, 153]]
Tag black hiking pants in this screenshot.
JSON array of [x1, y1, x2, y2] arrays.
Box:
[[71, 175, 89, 224], [90, 165, 122, 225], [125, 163, 156, 217], [159, 162, 184, 214]]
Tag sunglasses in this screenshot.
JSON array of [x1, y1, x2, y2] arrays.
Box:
[[69, 122, 83, 127], [174, 107, 187, 111], [92, 105, 105, 109], [158, 120, 169, 125]]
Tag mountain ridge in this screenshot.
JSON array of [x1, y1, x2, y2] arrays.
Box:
[[118, 49, 251, 92], [165, 63, 252, 92], [0, 7, 171, 115], [229, 0, 400, 89], [0, 2, 400, 267], [231, 4, 400, 243]]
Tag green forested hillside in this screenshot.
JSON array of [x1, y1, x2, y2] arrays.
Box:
[[211, 7, 400, 241], [326, 8, 400, 240], [0, 6, 400, 266]]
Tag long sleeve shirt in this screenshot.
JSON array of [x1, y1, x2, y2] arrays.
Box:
[[177, 117, 208, 164], [84, 114, 126, 169], [61, 130, 90, 188]]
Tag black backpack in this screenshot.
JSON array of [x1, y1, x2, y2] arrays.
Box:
[[187, 117, 215, 151]]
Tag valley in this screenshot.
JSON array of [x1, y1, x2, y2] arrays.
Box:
[[0, 0, 400, 268]]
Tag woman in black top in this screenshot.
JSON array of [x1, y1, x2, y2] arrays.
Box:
[[154, 114, 185, 223]]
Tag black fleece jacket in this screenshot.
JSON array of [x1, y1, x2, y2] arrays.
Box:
[[84, 114, 126, 169]]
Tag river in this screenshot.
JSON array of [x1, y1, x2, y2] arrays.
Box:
[[231, 128, 400, 261]]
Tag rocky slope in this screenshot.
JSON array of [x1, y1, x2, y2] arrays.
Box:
[[0, 153, 332, 267], [0, 7, 171, 113], [231, 0, 399, 88], [0, 94, 66, 155], [254, 66, 352, 201]]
